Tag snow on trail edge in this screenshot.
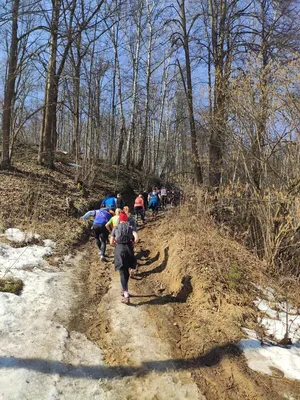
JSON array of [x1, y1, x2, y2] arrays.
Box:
[[0, 229, 107, 400], [0, 229, 205, 400], [239, 287, 300, 381]]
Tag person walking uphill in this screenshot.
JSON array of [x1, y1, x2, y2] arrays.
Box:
[[134, 193, 145, 224], [116, 193, 125, 210], [148, 187, 160, 221], [110, 212, 138, 304], [82, 207, 111, 261], [105, 208, 121, 232], [101, 194, 117, 211]]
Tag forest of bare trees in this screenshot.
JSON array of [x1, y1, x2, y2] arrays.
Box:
[[1, 0, 300, 274]]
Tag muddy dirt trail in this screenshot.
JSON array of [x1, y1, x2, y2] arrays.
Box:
[[76, 218, 204, 400], [78, 213, 300, 400]]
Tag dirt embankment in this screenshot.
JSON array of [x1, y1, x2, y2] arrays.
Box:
[[83, 208, 300, 400]]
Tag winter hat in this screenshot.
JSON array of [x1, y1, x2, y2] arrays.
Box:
[[119, 212, 128, 222]]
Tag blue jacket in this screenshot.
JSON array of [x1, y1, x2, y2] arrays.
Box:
[[101, 196, 117, 209], [83, 209, 111, 225]]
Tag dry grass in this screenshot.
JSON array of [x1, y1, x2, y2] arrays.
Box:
[[0, 217, 6, 233], [132, 207, 297, 400], [182, 183, 300, 278], [0, 277, 23, 295], [0, 144, 152, 253]]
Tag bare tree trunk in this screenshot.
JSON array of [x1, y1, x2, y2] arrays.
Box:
[[1, 0, 20, 169], [125, 7, 142, 168], [252, 2, 269, 192], [209, 63, 226, 187], [39, 0, 61, 169], [207, 0, 231, 189], [38, 0, 106, 169], [137, 0, 153, 169], [155, 56, 170, 169], [179, 0, 203, 184], [114, 27, 126, 166], [109, 38, 117, 166], [71, 33, 82, 167]]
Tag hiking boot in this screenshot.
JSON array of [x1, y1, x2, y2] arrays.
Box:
[[100, 255, 105, 261]]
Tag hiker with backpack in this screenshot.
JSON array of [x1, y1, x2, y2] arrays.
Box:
[[110, 211, 138, 304]]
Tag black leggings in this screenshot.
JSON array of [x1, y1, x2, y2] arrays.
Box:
[[93, 224, 109, 256], [161, 196, 167, 208], [134, 206, 145, 222], [119, 267, 130, 291]]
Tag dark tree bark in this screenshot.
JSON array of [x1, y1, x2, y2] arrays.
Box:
[[207, 0, 232, 189], [38, 0, 106, 168], [177, 0, 203, 184], [1, 0, 20, 169]]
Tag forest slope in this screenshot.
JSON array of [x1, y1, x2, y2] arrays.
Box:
[[0, 146, 299, 400]]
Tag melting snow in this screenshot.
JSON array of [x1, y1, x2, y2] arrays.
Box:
[[2, 228, 40, 243], [0, 230, 106, 399], [239, 291, 300, 381]]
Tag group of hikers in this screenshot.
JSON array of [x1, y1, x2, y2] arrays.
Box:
[[81, 186, 168, 304]]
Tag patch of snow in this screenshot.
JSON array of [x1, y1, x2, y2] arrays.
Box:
[[3, 228, 40, 243], [240, 294, 300, 381], [0, 230, 108, 399], [252, 284, 275, 301], [254, 298, 300, 343], [239, 328, 300, 380], [0, 242, 52, 274], [260, 316, 300, 342], [254, 298, 278, 318], [43, 239, 56, 248]]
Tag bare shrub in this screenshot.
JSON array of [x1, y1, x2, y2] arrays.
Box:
[[205, 183, 300, 277]]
